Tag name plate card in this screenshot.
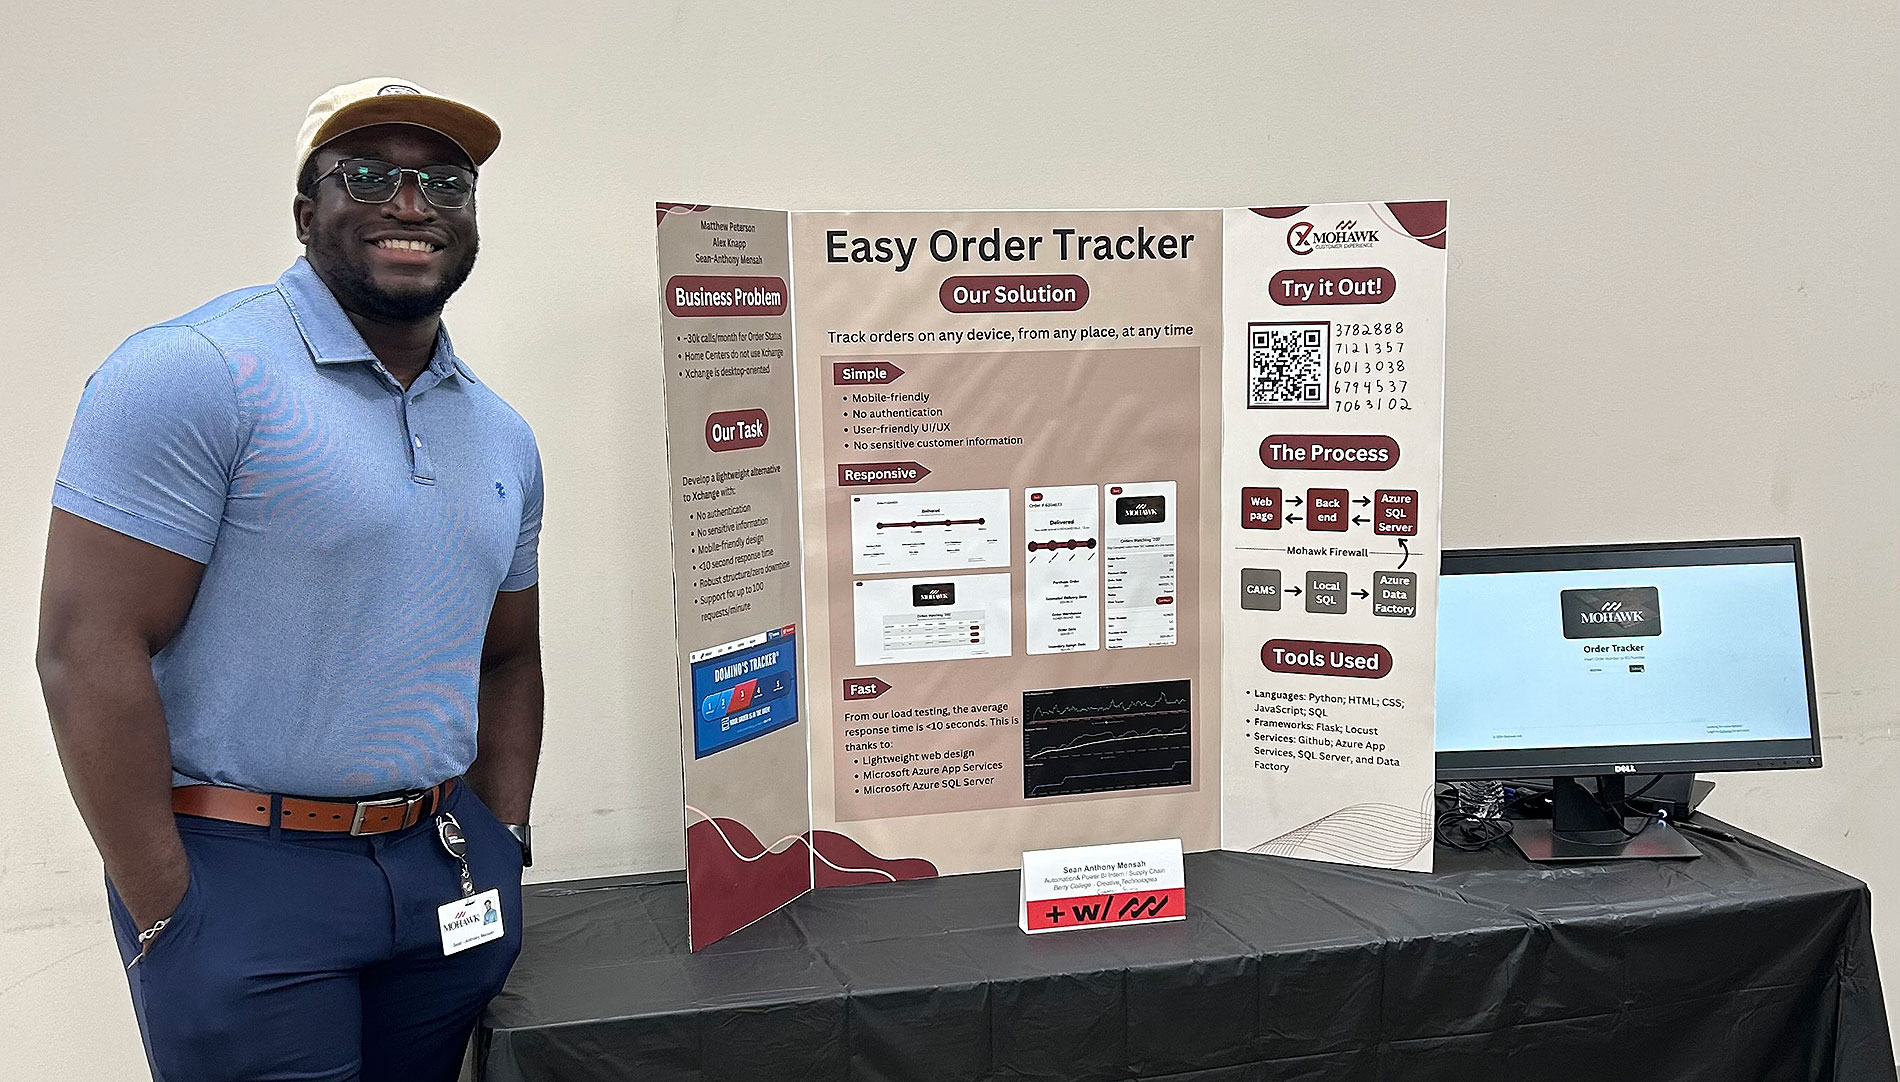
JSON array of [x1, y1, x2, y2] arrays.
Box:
[[1019, 838, 1186, 934]]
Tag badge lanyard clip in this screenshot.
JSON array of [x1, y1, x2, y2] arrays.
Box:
[[436, 813, 475, 899]]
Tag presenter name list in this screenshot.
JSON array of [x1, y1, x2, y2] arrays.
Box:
[[690, 217, 762, 266]]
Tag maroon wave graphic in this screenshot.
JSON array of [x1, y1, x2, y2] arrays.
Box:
[[686, 817, 809, 950], [810, 830, 938, 887], [685, 818, 938, 949], [1384, 200, 1447, 249], [656, 202, 712, 227], [1250, 206, 1307, 219]]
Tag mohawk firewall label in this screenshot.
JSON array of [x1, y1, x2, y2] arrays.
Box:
[[1561, 587, 1662, 638]]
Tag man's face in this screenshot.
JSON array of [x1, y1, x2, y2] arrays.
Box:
[[295, 123, 479, 322]]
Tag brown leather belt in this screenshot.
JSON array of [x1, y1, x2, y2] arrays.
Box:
[[172, 778, 456, 835]]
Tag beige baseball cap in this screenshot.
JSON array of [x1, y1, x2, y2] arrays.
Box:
[[294, 77, 501, 180]]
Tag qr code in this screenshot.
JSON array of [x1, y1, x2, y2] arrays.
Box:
[[1247, 321, 1329, 408]]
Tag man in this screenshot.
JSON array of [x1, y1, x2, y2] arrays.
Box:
[[37, 78, 543, 1082]]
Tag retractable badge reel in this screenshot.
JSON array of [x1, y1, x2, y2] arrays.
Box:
[[434, 812, 505, 955], [437, 814, 476, 898]]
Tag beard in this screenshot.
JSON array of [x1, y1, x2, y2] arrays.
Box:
[[309, 231, 480, 322]]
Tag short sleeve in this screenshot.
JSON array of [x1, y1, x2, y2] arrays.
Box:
[[501, 429, 543, 591], [53, 326, 242, 563]]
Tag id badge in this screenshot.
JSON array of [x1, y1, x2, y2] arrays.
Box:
[[438, 888, 505, 955]]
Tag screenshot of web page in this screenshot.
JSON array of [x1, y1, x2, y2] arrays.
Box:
[[1436, 562, 1810, 751]]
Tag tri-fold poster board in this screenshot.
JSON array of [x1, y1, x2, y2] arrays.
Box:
[[658, 202, 1448, 948]]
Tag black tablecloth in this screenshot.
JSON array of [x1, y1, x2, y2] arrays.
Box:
[[478, 822, 1894, 1082]]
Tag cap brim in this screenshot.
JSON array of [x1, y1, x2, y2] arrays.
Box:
[[307, 95, 501, 169]]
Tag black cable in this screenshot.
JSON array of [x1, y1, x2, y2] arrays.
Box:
[[1592, 775, 1667, 838], [1434, 784, 1514, 851], [1624, 775, 1667, 801]]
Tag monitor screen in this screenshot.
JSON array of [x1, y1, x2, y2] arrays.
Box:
[[1435, 539, 1821, 780]]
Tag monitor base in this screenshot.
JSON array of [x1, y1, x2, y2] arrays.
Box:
[[1510, 817, 1702, 862], [1511, 775, 1703, 862]]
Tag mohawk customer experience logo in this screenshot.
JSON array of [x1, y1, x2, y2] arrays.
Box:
[[1286, 218, 1381, 256], [1561, 587, 1663, 639]]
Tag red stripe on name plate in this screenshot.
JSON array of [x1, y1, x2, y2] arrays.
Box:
[[1025, 888, 1185, 931]]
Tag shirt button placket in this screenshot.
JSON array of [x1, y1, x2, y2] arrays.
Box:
[[405, 400, 436, 485]]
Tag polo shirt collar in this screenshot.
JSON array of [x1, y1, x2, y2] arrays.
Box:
[[277, 258, 479, 384]]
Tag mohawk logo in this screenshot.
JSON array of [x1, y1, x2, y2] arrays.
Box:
[[1561, 587, 1663, 639], [1287, 218, 1382, 256]]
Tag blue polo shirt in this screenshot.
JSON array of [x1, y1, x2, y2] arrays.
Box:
[[54, 258, 542, 797]]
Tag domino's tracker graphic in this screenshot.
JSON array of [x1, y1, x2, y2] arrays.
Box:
[[690, 626, 799, 758]]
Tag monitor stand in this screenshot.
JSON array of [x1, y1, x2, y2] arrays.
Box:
[[1511, 776, 1701, 862], [1623, 773, 1715, 820]]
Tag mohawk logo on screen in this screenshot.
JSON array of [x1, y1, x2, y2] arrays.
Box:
[[1561, 587, 1662, 639], [911, 583, 955, 607]]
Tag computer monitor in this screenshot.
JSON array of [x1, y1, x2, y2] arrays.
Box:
[[1435, 538, 1822, 860]]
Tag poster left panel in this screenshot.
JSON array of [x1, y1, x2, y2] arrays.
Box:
[[656, 203, 810, 949]]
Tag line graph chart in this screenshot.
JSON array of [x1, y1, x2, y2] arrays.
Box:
[[1022, 679, 1193, 799]]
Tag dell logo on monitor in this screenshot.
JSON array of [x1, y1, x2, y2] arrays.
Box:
[[1613, 764, 1637, 774]]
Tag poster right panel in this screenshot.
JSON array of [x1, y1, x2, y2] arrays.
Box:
[[1219, 202, 1448, 871]]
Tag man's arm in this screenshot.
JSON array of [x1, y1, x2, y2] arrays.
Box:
[[466, 585, 543, 824], [37, 509, 205, 932]]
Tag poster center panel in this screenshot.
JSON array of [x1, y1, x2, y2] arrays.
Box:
[[825, 347, 1203, 821]]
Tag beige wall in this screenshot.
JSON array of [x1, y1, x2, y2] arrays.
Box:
[[2, 2, 1894, 1074]]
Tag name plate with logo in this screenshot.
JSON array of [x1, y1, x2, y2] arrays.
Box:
[[1019, 838, 1185, 934]]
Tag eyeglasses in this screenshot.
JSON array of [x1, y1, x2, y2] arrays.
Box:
[[312, 158, 477, 209]]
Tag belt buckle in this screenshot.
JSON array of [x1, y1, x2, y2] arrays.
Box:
[[350, 795, 418, 836]]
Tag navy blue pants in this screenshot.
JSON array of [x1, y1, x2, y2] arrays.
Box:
[[107, 782, 523, 1082]]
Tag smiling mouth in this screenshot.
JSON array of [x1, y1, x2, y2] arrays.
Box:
[[375, 238, 441, 252]]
